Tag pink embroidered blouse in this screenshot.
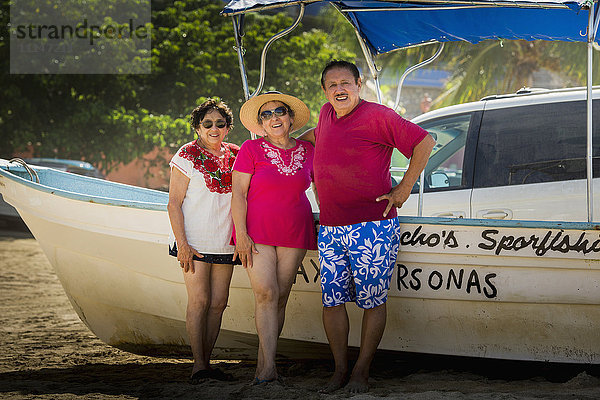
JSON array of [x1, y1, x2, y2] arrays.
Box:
[[233, 138, 317, 250], [169, 140, 239, 254]]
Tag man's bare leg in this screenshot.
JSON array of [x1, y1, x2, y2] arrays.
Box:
[[320, 304, 349, 393], [346, 303, 387, 393]]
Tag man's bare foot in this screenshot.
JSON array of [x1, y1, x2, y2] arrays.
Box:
[[319, 371, 348, 394]]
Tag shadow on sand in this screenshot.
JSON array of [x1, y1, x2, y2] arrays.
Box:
[[0, 361, 217, 399], [372, 351, 600, 383], [1, 354, 599, 399]]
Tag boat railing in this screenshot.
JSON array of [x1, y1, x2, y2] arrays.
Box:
[[8, 158, 39, 184], [0, 159, 169, 210]]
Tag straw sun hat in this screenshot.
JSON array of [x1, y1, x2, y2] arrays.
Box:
[[239, 91, 310, 136]]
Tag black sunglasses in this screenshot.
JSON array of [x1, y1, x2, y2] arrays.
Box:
[[201, 119, 227, 129], [259, 106, 288, 121]]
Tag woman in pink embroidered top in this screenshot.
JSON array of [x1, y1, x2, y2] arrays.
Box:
[[167, 99, 239, 384], [232, 91, 317, 383]]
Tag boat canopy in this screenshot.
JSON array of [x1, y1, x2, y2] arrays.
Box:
[[222, 0, 596, 54], [221, 0, 599, 222]]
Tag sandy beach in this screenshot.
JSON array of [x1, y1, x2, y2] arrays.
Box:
[[1, 224, 600, 400]]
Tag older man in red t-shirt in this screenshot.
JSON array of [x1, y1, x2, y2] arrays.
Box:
[[300, 60, 435, 393]]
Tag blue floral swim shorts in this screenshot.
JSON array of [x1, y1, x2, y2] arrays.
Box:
[[318, 218, 401, 309]]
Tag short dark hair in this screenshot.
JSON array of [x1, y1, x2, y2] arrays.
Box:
[[321, 60, 360, 88], [257, 101, 294, 125], [190, 98, 234, 131]]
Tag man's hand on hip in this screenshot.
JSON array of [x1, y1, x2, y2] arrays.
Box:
[[376, 182, 412, 217]]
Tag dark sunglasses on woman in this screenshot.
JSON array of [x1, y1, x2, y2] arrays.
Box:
[[259, 106, 288, 121], [202, 119, 227, 129]]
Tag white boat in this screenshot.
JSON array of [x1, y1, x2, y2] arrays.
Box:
[[2, 158, 600, 363], [4, 0, 600, 365]]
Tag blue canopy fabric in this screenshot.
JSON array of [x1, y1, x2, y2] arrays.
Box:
[[222, 0, 596, 54], [222, 0, 584, 15]]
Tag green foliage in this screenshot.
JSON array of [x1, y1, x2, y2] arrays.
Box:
[[368, 34, 600, 112], [3, 0, 600, 176], [379, 39, 600, 110], [1, 0, 354, 173], [435, 40, 598, 107]]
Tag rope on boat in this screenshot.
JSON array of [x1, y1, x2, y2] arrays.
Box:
[[8, 158, 40, 184]]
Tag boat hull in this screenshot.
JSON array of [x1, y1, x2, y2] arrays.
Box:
[[1, 165, 599, 363]]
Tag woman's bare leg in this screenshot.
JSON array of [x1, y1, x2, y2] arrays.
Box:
[[183, 260, 211, 374], [246, 245, 279, 381], [204, 263, 234, 362], [274, 247, 307, 335], [247, 246, 307, 381]]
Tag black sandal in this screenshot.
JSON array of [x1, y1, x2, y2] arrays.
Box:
[[209, 368, 235, 381], [189, 369, 211, 385]]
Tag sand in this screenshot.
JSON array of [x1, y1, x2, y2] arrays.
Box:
[[1, 225, 600, 400]]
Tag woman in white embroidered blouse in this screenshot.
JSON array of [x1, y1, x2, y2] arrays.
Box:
[[232, 92, 316, 384], [167, 99, 239, 384]]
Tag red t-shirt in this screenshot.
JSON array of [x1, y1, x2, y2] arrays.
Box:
[[314, 100, 428, 226], [233, 138, 317, 250]]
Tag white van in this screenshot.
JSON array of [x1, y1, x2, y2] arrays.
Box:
[[395, 87, 600, 221]]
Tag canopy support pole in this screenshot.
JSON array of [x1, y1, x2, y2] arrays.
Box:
[[353, 29, 383, 103], [587, 3, 595, 222], [251, 4, 305, 99], [232, 15, 250, 101], [351, 18, 430, 216], [231, 6, 304, 138], [350, 13, 436, 217], [393, 42, 444, 216], [393, 42, 445, 113]]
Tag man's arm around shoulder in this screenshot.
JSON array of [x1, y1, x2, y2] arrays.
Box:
[[296, 127, 315, 145]]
